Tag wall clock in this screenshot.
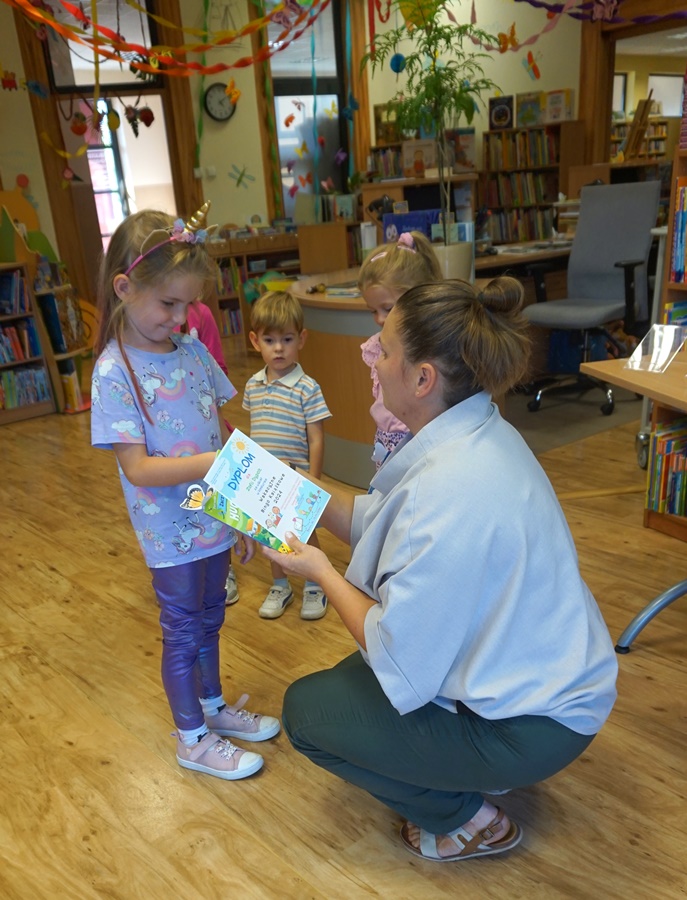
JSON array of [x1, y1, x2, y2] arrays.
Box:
[[203, 83, 236, 122]]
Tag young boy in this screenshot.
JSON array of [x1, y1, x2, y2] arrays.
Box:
[[244, 291, 331, 620]]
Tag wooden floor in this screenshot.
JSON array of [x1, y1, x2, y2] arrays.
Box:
[[1, 335, 686, 899]]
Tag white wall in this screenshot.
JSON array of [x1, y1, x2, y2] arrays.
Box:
[[0, 0, 582, 236], [0, 3, 58, 251], [366, 0, 582, 164]]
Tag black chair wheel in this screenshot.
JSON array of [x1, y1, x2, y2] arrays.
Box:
[[637, 443, 649, 470], [527, 398, 541, 412], [600, 400, 615, 416]]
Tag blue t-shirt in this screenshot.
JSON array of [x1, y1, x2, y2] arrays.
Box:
[[91, 333, 237, 568]]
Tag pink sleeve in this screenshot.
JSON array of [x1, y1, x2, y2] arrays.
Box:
[[360, 333, 407, 434], [188, 302, 228, 374]]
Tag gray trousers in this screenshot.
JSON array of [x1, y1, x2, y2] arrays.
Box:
[[283, 652, 594, 834]]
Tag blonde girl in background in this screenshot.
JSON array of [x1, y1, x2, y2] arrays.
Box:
[[90, 208, 280, 782], [358, 231, 442, 466]]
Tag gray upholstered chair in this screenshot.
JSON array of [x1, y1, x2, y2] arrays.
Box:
[[524, 180, 661, 414]]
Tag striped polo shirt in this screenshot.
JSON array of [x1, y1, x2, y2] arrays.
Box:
[[242, 363, 331, 469]]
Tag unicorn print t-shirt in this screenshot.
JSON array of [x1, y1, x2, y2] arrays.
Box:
[[91, 333, 237, 568]]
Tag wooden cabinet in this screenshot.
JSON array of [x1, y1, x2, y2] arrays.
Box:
[[481, 120, 585, 243], [208, 233, 300, 351], [0, 262, 56, 423]]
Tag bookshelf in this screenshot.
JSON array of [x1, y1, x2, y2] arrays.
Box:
[[0, 262, 56, 424], [34, 282, 91, 414], [481, 120, 585, 243], [642, 148, 687, 542], [610, 116, 680, 162], [208, 233, 301, 351]]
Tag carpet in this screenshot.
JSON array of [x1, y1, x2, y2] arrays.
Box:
[[502, 386, 644, 457]]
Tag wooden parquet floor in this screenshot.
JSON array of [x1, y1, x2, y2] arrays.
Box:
[[0, 335, 685, 899]]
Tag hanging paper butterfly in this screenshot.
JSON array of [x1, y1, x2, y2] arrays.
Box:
[[299, 172, 313, 188], [24, 80, 49, 98], [522, 51, 541, 81], [295, 140, 309, 159], [180, 484, 212, 510], [320, 176, 335, 193], [497, 23, 517, 53], [317, 135, 326, 148], [334, 147, 347, 166], [292, 99, 304, 111], [288, 183, 300, 198], [226, 79, 241, 105], [285, 159, 297, 173], [342, 92, 359, 121], [591, 0, 618, 22], [284, 113, 296, 128], [324, 101, 338, 119], [228, 164, 256, 189]]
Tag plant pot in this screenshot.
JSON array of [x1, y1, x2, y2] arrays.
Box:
[[433, 241, 474, 283]]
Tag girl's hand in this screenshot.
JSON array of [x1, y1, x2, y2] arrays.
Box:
[[235, 533, 256, 564], [263, 532, 332, 583]]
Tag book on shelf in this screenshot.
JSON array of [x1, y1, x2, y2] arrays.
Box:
[[0, 366, 51, 410], [489, 95, 514, 130], [445, 127, 476, 172], [401, 139, 436, 177], [545, 88, 574, 124], [669, 175, 687, 283], [516, 91, 546, 127], [334, 194, 356, 222], [37, 286, 85, 354], [646, 418, 687, 515], [326, 280, 361, 298], [0, 269, 29, 316], [202, 428, 330, 551]]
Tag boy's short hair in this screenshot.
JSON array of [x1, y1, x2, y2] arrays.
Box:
[[250, 291, 304, 334]]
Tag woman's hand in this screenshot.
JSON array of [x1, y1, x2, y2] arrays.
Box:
[[263, 532, 333, 584], [234, 533, 256, 564]]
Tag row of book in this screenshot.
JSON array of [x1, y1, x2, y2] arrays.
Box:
[[488, 207, 555, 243], [669, 177, 687, 282], [0, 366, 51, 409], [319, 193, 355, 223], [483, 171, 558, 208], [646, 418, 687, 517], [483, 128, 561, 171], [0, 319, 41, 364], [219, 307, 242, 337], [371, 146, 402, 179], [216, 261, 239, 298], [59, 361, 89, 413], [0, 270, 29, 317], [663, 299, 687, 324]]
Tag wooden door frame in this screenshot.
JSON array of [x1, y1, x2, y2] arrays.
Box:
[[578, 0, 687, 164], [13, 0, 200, 303]]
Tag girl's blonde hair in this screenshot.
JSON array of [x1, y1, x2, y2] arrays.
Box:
[[358, 231, 442, 296], [395, 277, 531, 404], [94, 209, 217, 419], [250, 291, 304, 334]]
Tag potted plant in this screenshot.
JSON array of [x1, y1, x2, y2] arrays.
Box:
[[363, 0, 497, 250]]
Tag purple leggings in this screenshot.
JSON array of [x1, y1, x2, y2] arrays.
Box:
[[151, 551, 229, 730]]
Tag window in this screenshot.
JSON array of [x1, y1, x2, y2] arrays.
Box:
[[647, 74, 684, 117], [613, 73, 627, 116], [267, 0, 348, 219], [44, 0, 159, 92]]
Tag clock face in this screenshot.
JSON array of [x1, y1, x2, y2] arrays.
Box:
[[204, 83, 236, 122]]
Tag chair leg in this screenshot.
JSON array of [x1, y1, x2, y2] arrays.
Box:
[[615, 578, 687, 653]]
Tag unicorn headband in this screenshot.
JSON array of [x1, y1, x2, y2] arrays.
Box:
[[369, 231, 417, 263], [124, 201, 219, 276]]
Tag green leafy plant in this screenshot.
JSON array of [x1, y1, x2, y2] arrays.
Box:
[[362, 0, 498, 244]]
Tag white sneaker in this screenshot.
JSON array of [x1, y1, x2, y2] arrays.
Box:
[[259, 585, 293, 619], [301, 587, 327, 620], [225, 568, 239, 606]]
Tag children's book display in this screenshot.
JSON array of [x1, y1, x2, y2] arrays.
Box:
[[202, 429, 330, 552]]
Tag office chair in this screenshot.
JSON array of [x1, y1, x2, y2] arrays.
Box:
[[523, 180, 661, 414]]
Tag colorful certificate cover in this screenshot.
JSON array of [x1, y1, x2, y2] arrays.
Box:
[[202, 429, 330, 551]]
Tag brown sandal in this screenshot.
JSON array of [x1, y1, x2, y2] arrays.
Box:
[[400, 807, 523, 862]]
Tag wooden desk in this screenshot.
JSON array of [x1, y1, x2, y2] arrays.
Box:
[[580, 358, 687, 415], [475, 242, 571, 274]]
